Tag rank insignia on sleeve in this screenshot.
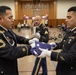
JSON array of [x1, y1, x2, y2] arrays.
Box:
[[45, 31, 48, 34], [0, 39, 6, 48], [60, 56, 65, 61]]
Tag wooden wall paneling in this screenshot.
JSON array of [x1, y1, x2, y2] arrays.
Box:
[[41, 2, 49, 16], [49, 1, 54, 19], [53, 0, 57, 19], [41, 2, 45, 15], [18, 1, 23, 20], [53, 0, 57, 27], [48, 0, 57, 27], [50, 19, 57, 27], [22, 2, 33, 16], [15, 0, 18, 20], [49, 3, 54, 27], [32, 3, 42, 16], [14, 0, 19, 28], [15, 0, 23, 28], [14, 0, 57, 28], [57, 19, 66, 26]]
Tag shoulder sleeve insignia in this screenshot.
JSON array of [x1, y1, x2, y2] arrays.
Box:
[[0, 39, 6, 48], [45, 31, 48, 34]]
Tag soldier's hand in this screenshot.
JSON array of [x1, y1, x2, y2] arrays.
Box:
[[29, 38, 39, 44], [30, 43, 35, 48], [34, 33, 40, 39], [38, 47, 52, 58]]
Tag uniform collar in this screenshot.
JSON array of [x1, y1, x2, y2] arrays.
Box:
[[0, 25, 8, 31]]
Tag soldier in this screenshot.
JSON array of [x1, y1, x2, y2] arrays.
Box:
[[38, 6, 76, 75], [0, 5, 38, 75], [32, 16, 49, 75]]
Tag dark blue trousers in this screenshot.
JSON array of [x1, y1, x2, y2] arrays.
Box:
[[32, 57, 48, 75]]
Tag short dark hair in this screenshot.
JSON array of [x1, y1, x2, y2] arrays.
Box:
[[0, 6, 11, 16], [68, 6, 76, 12]]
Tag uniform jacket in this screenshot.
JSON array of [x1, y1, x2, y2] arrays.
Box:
[[0, 25, 31, 75], [36, 24, 49, 43], [51, 27, 76, 75]]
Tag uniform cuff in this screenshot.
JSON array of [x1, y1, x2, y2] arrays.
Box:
[[51, 52, 59, 61]]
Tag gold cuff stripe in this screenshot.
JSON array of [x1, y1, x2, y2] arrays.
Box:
[[56, 53, 59, 61], [25, 45, 28, 55]]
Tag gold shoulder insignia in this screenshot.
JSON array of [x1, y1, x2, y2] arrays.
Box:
[[56, 53, 59, 60], [0, 30, 5, 34], [60, 56, 65, 61], [45, 31, 48, 34], [0, 39, 6, 48]]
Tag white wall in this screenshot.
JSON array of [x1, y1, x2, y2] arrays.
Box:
[[0, 0, 15, 19], [57, 0, 76, 19]]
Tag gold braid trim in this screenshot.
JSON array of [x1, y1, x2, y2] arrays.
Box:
[[34, 58, 42, 75], [25, 45, 28, 55], [56, 53, 59, 61]]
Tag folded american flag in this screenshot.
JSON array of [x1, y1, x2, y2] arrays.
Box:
[[31, 42, 56, 56]]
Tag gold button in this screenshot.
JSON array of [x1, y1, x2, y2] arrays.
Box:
[[64, 40, 65, 42], [71, 67, 73, 69], [22, 48, 26, 52], [63, 45, 64, 47], [1, 71, 3, 73]]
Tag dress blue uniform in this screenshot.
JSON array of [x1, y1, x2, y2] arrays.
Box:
[[51, 27, 76, 75], [0, 26, 31, 75], [32, 24, 49, 75]]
